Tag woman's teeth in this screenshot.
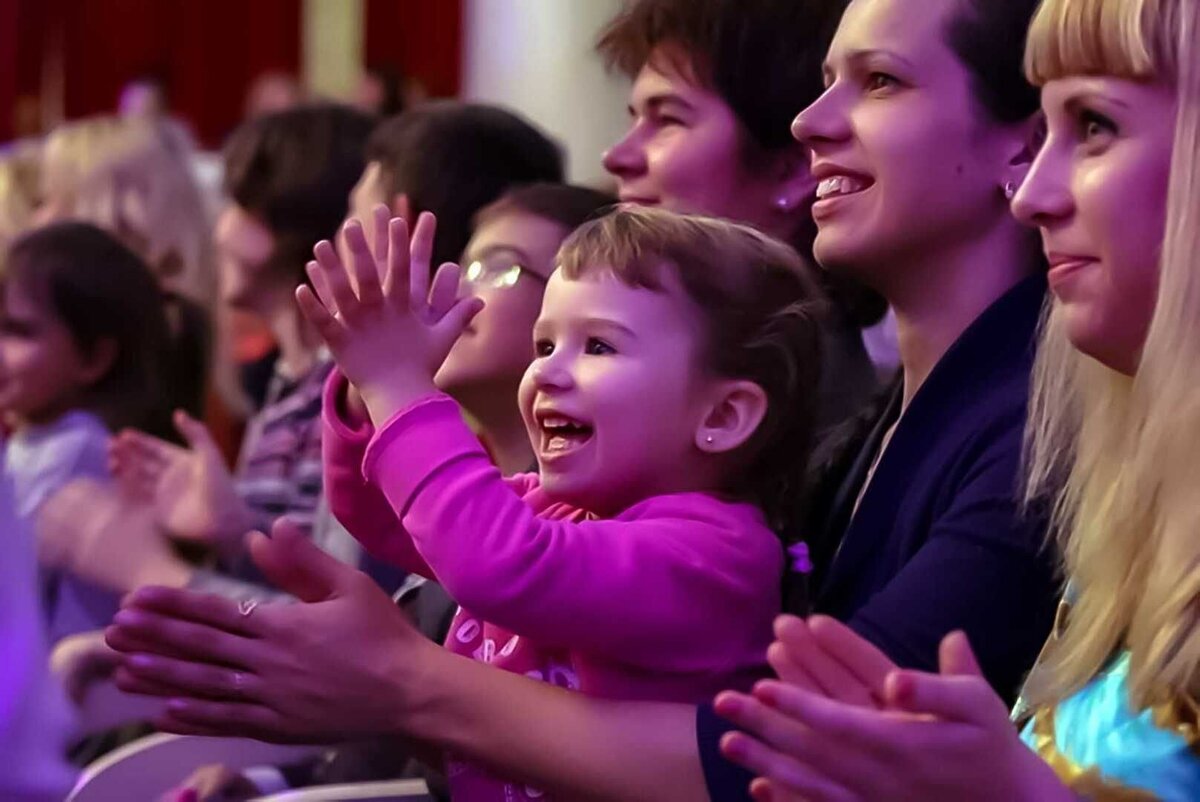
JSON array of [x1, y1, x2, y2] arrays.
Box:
[[816, 175, 869, 200]]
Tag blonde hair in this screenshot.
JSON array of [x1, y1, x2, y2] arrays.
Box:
[[0, 140, 42, 253], [41, 116, 216, 307], [1022, 0, 1200, 709]]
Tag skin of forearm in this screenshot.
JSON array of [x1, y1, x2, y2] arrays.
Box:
[[401, 649, 711, 802]]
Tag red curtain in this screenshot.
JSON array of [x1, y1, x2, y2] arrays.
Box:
[[364, 0, 462, 98], [0, 0, 462, 147]]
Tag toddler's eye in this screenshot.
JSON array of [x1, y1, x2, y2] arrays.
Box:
[[585, 338, 615, 356]]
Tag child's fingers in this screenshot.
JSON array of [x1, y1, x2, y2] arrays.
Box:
[[343, 221, 383, 307], [313, 239, 359, 320], [305, 261, 338, 317], [370, 205, 391, 272], [113, 430, 178, 469], [383, 216, 411, 302], [295, 285, 344, 347], [407, 212, 436, 308], [427, 262, 464, 319]]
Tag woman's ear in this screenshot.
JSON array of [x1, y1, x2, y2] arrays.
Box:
[[696, 380, 769, 454], [77, 337, 118, 387], [770, 145, 817, 214], [1001, 114, 1045, 195]]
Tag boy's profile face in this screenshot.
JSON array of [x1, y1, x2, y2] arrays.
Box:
[[602, 46, 785, 234], [435, 209, 566, 404]]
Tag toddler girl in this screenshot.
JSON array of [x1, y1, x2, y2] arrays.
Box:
[[1, 221, 173, 642], [303, 205, 823, 800]]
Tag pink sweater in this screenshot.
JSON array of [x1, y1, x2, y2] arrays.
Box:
[[322, 372, 782, 799]]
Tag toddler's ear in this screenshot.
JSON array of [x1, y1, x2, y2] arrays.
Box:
[[78, 337, 118, 386], [695, 380, 768, 454]]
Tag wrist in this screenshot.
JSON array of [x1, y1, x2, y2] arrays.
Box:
[[389, 636, 477, 750], [360, 377, 439, 427]]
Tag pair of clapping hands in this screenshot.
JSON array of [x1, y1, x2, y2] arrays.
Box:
[[713, 616, 1073, 802]]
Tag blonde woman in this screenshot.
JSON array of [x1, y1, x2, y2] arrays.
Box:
[[714, 0, 1200, 799], [0, 140, 42, 254], [38, 115, 217, 309], [37, 115, 248, 423]]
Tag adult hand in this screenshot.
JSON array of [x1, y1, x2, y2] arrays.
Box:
[[769, 615, 897, 706], [297, 205, 483, 424], [713, 615, 898, 770], [717, 632, 1074, 802], [50, 629, 121, 705], [37, 478, 193, 593], [109, 410, 256, 553], [105, 518, 443, 744]]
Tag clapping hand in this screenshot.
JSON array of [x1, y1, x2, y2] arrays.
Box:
[[715, 622, 1073, 802], [109, 410, 255, 554], [297, 205, 484, 425]]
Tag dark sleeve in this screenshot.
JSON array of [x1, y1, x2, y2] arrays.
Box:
[[845, 432, 1059, 703], [696, 703, 753, 802]]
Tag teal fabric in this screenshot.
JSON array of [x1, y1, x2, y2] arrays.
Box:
[[1020, 652, 1200, 801]]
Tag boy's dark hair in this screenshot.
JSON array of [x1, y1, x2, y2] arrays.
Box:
[[945, 0, 1043, 123], [559, 206, 826, 532], [597, 0, 848, 156], [475, 183, 616, 234], [224, 104, 375, 283], [4, 222, 174, 437], [366, 101, 565, 266]]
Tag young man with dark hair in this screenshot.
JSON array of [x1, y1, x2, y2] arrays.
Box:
[[349, 101, 564, 267]]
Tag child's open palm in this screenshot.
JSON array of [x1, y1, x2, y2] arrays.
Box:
[[109, 411, 255, 553], [297, 205, 483, 424]]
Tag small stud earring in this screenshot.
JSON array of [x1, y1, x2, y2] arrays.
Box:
[[1003, 180, 1017, 200], [775, 197, 791, 211], [705, 435, 715, 444]]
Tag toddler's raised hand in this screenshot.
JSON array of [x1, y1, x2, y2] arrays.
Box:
[[297, 205, 483, 424]]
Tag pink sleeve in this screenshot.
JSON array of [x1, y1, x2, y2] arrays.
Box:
[[321, 370, 434, 578], [363, 397, 782, 669]]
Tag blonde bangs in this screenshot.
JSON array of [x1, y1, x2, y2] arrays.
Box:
[[1025, 0, 1174, 85]]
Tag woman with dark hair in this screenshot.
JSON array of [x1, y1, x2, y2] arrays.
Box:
[[597, 0, 883, 432], [107, 2, 1057, 800]]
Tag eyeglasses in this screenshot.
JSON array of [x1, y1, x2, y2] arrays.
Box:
[[463, 259, 546, 290]]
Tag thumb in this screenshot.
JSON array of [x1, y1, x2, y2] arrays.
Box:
[[249, 518, 355, 603], [174, 410, 222, 460], [883, 669, 995, 724], [938, 630, 984, 677]]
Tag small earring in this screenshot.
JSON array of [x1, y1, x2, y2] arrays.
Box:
[[1003, 180, 1017, 200], [775, 197, 792, 211], [704, 435, 715, 444]]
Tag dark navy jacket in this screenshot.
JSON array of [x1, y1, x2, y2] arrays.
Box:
[[700, 274, 1060, 799]]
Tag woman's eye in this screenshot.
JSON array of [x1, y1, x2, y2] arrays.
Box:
[[1079, 110, 1118, 143], [534, 340, 554, 358], [865, 72, 899, 93], [585, 338, 615, 356]]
